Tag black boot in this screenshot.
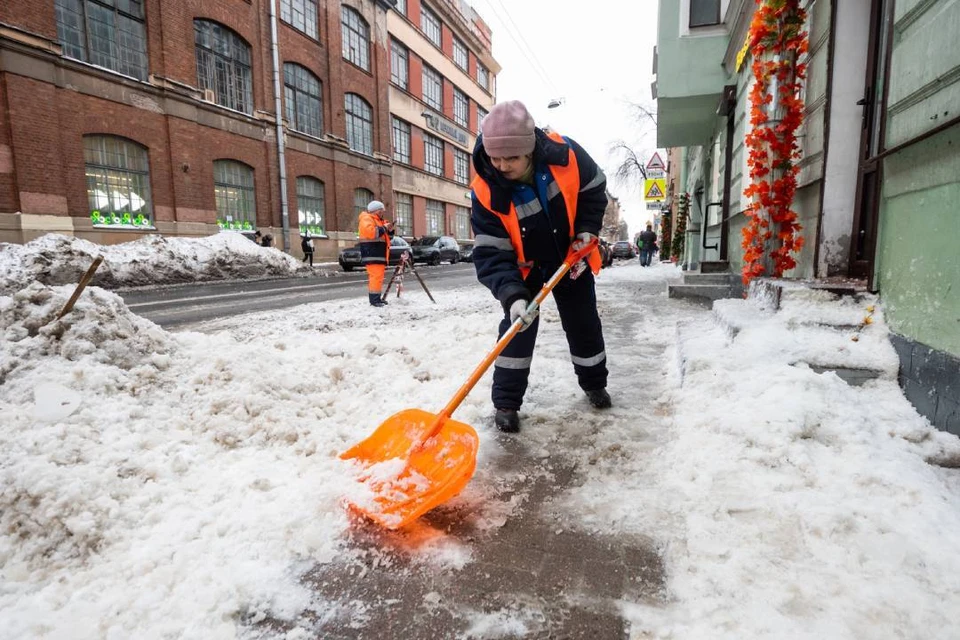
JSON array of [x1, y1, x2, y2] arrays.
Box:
[[369, 293, 387, 307], [585, 388, 612, 409], [494, 408, 520, 433]]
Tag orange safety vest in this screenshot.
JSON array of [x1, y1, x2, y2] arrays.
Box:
[[471, 131, 601, 279], [358, 211, 390, 263]]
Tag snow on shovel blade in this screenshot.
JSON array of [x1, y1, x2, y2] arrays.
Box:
[[340, 409, 478, 530]]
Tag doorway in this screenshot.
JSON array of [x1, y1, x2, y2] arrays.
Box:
[[849, 0, 895, 286]]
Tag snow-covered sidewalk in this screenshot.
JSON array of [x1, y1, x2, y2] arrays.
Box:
[[2, 247, 959, 639]]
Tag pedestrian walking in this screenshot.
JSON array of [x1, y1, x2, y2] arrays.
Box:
[[470, 100, 611, 433], [260, 233, 273, 248], [638, 223, 658, 267], [301, 234, 314, 266], [358, 200, 394, 307]]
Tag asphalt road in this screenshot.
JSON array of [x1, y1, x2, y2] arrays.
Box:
[[119, 262, 480, 328]]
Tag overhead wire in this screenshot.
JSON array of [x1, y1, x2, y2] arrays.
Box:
[[489, 0, 559, 95], [477, 0, 559, 96]]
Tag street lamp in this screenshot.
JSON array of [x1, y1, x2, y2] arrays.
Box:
[[547, 98, 565, 109]]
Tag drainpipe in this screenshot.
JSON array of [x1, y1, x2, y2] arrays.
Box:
[[268, 0, 291, 252]]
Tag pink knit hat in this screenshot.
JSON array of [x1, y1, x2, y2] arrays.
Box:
[[481, 100, 536, 157]]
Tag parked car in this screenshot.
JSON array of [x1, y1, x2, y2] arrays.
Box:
[[338, 236, 413, 272], [611, 240, 636, 260], [410, 236, 460, 265], [598, 240, 614, 268], [458, 239, 476, 263]]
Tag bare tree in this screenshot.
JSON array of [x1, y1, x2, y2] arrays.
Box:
[[610, 100, 659, 195], [611, 141, 649, 186]]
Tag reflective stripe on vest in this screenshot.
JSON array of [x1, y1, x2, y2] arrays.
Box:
[[471, 131, 601, 279]]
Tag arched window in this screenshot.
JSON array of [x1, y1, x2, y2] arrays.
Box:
[[340, 7, 370, 71], [297, 177, 326, 235], [354, 188, 374, 223], [283, 63, 323, 137], [84, 135, 153, 228], [280, 0, 319, 39], [55, 0, 148, 80], [194, 20, 253, 114], [213, 160, 256, 230], [344, 93, 373, 155]]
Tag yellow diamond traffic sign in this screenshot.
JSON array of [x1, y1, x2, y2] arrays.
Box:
[[644, 178, 666, 201]]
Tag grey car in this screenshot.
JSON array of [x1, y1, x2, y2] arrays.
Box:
[[410, 236, 460, 265]]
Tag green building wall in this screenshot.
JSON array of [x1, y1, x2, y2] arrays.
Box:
[[877, 126, 960, 357]]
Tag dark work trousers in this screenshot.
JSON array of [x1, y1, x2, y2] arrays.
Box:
[[492, 266, 608, 410]]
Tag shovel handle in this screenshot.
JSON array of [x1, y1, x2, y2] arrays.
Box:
[[419, 239, 598, 443]]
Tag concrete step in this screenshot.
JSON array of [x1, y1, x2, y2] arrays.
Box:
[[668, 283, 736, 302], [700, 260, 730, 274], [682, 273, 738, 286], [807, 365, 886, 387]]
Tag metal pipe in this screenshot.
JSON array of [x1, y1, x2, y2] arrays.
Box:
[[268, 0, 291, 252]]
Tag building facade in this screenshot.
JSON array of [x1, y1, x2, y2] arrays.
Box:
[[385, 0, 497, 242], [654, 0, 960, 433], [0, 0, 497, 259]]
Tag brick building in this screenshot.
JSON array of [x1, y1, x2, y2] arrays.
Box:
[[385, 0, 498, 242], [0, 0, 496, 259]]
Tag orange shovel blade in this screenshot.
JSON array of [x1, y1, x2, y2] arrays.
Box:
[[340, 409, 479, 529]]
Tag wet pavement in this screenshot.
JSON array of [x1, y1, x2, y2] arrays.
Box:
[[295, 446, 666, 639]]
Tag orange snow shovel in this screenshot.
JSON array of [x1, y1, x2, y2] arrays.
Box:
[[340, 240, 598, 529]]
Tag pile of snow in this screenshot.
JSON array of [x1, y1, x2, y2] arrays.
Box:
[[0, 281, 506, 638], [0, 233, 315, 295]]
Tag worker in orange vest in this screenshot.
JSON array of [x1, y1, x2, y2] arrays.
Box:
[[358, 200, 393, 307], [470, 100, 610, 433]]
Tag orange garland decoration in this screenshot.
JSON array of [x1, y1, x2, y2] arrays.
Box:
[[741, 0, 809, 286]]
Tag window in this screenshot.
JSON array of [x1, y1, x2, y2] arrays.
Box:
[[453, 88, 469, 127], [420, 5, 441, 47], [344, 93, 373, 155], [390, 40, 409, 90], [690, 0, 721, 27], [425, 199, 444, 235], [84, 135, 152, 228], [55, 0, 148, 80], [392, 117, 411, 163], [280, 0, 318, 39], [195, 20, 253, 114], [455, 206, 470, 239], [284, 63, 323, 137], [394, 192, 413, 236], [422, 65, 443, 110], [341, 6, 370, 71], [477, 105, 488, 133], [214, 160, 256, 229], [453, 37, 468, 71], [477, 64, 489, 91], [394, 0, 407, 16], [424, 134, 444, 176], [297, 176, 325, 235], [453, 148, 469, 185], [354, 188, 374, 222]]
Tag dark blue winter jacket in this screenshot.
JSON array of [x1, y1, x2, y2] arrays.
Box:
[[470, 128, 607, 312]]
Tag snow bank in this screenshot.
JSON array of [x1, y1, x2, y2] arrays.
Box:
[[0, 233, 314, 295]]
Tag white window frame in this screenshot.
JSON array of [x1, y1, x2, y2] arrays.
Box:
[[453, 37, 468, 71], [424, 133, 444, 176], [420, 5, 442, 47]]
